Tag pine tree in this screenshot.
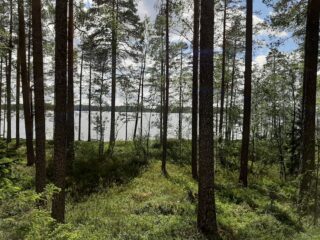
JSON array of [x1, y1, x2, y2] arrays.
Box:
[[52, 0, 68, 223]]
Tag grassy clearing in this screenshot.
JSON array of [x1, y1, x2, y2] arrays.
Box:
[[0, 140, 319, 239]]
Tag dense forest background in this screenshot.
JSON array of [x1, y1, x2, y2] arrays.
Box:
[[0, 0, 320, 239]]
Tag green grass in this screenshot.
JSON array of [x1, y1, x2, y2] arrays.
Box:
[[0, 140, 320, 239]]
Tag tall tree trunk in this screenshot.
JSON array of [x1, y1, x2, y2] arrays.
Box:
[[27, 1, 33, 150], [109, 0, 117, 151], [133, 72, 142, 140], [239, 0, 253, 187], [3, 57, 6, 138], [0, 57, 2, 137], [192, 0, 199, 180], [6, 0, 13, 143], [140, 49, 146, 140], [299, 0, 320, 205], [32, 0, 46, 193], [52, 0, 68, 223], [218, 0, 227, 166], [88, 61, 92, 142], [178, 47, 183, 159], [290, 70, 298, 175], [125, 94, 128, 142], [197, 0, 218, 236], [16, 47, 20, 147], [226, 39, 237, 141], [99, 63, 105, 160], [160, 27, 164, 146], [18, 0, 35, 167], [78, 51, 83, 141], [314, 116, 320, 225], [162, 0, 169, 176], [67, 0, 75, 173]]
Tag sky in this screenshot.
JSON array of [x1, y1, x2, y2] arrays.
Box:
[[136, 0, 298, 67]]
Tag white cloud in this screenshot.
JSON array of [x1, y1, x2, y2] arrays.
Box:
[[137, 0, 157, 20], [254, 55, 267, 67], [253, 14, 288, 38]]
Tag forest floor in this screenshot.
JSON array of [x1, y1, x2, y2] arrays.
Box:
[[0, 140, 320, 239]]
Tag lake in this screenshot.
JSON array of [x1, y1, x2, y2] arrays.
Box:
[[2, 111, 193, 141]]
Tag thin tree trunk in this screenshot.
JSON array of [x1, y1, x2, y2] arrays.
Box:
[[88, 61, 92, 142], [218, 0, 228, 166], [179, 47, 183, 159], [109, 0, 117, 151], [6, 0, 13, 143], [78, 51, 83, 141], [99, 63, 105, 159], [16, 47, 20, 147], [140, 49, 146, 140], [239, 0, 253, 187], [314, 116, 320, 225], [3, 58, 6, 138], [67, 0, 75, 173], [32, 0, 46, 193], [125, 95, 128, 142], [52, 0, 68, 223], [162, 0, 169, 176], [27, 1, 33, 149], [0, 57, 2, 137], [290, 70, 298, 175], [192, 0, 199, 180], [160, 27, 164, 146], [133, 72, 142, 140], [18, 0, 35, 167], [299, 0, 320, 205], [197, 0, 218, 236], [226, 39, 237, 141]]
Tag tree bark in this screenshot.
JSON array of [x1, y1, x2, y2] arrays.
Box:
[[192, 0, 199, 180], [88, 61, 92, 142], [218, 0, 228, 166], [16, 47, 20, 147], [133, 71, 142, 140], [299, 0, 320, 204], [162, 0, 170, 176], [52, 0, 68, 223], [18, 0, 35, 167], [6, 0, 13, 143], [27, 1, 33, 152], [67, 0, 75, 173], [226, 39, 237, 141], [160, 27, 164, 146], [197, 0, 218, 237], [109, 0, 117, 152], [32, 0, 46, 193], [140, 49, 146, 140], [239, 0, 253, 187], [99, 63, 105, 160], [178, 47, 183, 159], [78, 51, 83, 141], [0, 57, 2, 137]]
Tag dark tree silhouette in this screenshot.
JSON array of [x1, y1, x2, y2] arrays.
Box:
[[15, 47, 20, 147], [109, 0, 118, 152], [162, 0, 169, 176], [192, 0, 199, 180], [6, 0, 13, 143], [67, 0, 75, 172], [197, 0, 218, 237], [299, 0, 320, 203], [239, 0, 253, 187], [18, 0, 35, 167], [32, 0, 46, 193], [52, 0, 68, 223]]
